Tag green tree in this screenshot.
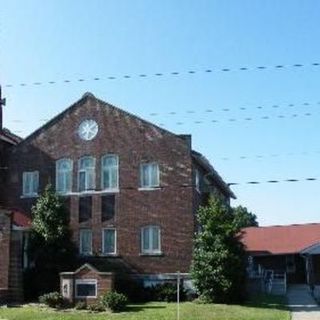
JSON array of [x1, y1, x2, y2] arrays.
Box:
[[233, 205, 258, 230], [191, 197, 246, 303], [25, 185, 76, 299]]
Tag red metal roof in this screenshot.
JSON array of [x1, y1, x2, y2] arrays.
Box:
[[12, 210, 31, 228], [240, 223, 320, 255]]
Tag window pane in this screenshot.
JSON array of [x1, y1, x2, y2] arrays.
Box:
[[79, 172, 86, 191], [152, 227, 159, 251], [103, 170, 110, 189], [150, 164, 159, 186], [80, 157, 94, 169], [143, 228, 150, 250], [79, 197, 92, 222], [141, 165, 149, 187], [110, 168, 118, 188], [103, 229, 115, 254], [32, 172, 38, 193], [101, 195, 115, 221], [77, 283, 96, 297], [87, 169, 95, 189], [80, 229, 92, 255]]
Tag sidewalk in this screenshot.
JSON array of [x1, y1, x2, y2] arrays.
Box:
[[287, 285, 320, 320]]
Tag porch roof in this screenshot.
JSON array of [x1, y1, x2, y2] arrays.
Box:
[[240, 223, 320, 255]]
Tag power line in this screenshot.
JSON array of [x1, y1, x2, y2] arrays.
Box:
[[3, 62, 320, 88], [217, 149, 320, 161], [157, 110, 315, 126], [148, 101, 318, 117]]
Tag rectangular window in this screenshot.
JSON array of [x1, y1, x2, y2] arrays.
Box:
[[101, 195, 115, 222], [79, 196, 92, 222], [75, 280, 97, 298], [140, 163, 159, 188], [101, 155, 119, 190], [78, 157, 95, 192], [141, 226, 161, 254], [56, 159, 73, 194], [79, 229, 92, 255], [102, 228, 116, 254], [22, 171, 39, 196]]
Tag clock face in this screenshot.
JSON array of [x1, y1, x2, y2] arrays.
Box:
[[78, 119, 99, 141]]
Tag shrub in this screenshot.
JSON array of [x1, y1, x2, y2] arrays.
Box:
[[149, 283, 186, 302], [39, 291, 65, 308], [75, 301, 87, 310], [101, 291, 128, 312], [88, 302, 105, 312]]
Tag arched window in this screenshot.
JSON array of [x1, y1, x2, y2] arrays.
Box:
[[101, 155, 119, 190], [141, 225, 161, 254], [56, 159, 73, 194], [78, 156, 95, 192]]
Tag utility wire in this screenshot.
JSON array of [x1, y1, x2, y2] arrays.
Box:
[[3, 62, 320, 88], [157, 110, 315, 126], [148, 101, 319, 117]]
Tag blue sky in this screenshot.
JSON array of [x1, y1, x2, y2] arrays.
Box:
[[1, 0, 319, 225]]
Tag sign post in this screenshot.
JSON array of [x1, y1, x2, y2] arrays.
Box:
[[177, 271, 180, 320]]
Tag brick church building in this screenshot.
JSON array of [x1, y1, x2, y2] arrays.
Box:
[[0, 93, 235, 303]]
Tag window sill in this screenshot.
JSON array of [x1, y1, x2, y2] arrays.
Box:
[[61, 189, 120, 196], [138, 187, 161, 191], [101, 253, 119, 257], [20, 194, 39, 199], [140, 252, 164, 257]]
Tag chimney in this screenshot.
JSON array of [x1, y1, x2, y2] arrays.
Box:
[[179, 134, 192, 151]]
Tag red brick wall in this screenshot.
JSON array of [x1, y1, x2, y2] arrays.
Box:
[[76, 268, 113, 302], [5, 96, 195, 274], [60, 266, 114, 304], [0, 210, 11, 290]]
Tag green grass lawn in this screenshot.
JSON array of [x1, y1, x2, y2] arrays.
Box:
[[0, 297, 290, 320]]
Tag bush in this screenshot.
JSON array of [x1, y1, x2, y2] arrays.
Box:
[[101, 291, 128, 312], [75, 301, 87, 310], [149, 283, 186, 302], [39, 291, 65, 308], [88, 302, 106, 312]]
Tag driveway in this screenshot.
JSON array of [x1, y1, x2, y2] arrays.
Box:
[[286, 285, 320, 320]]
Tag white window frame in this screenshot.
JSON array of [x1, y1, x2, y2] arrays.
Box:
[[78, 156, 96, 192], [75, 279, 97, 299], [56, 158, 73, 194], [101, 154, 119, 191], [79, 229, 92, 255], [102, 228, 117, 255], [141, 225, 161, 255], [22, 171, 39, 197], [139, 162, 160, 189]]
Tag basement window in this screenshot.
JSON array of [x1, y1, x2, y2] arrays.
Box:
[[75, 279, 97, 298]]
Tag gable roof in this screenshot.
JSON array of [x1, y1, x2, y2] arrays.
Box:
[[192, 150, 236, 199], [240, 223, 320, 255], [17, 92, 187, 146]]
